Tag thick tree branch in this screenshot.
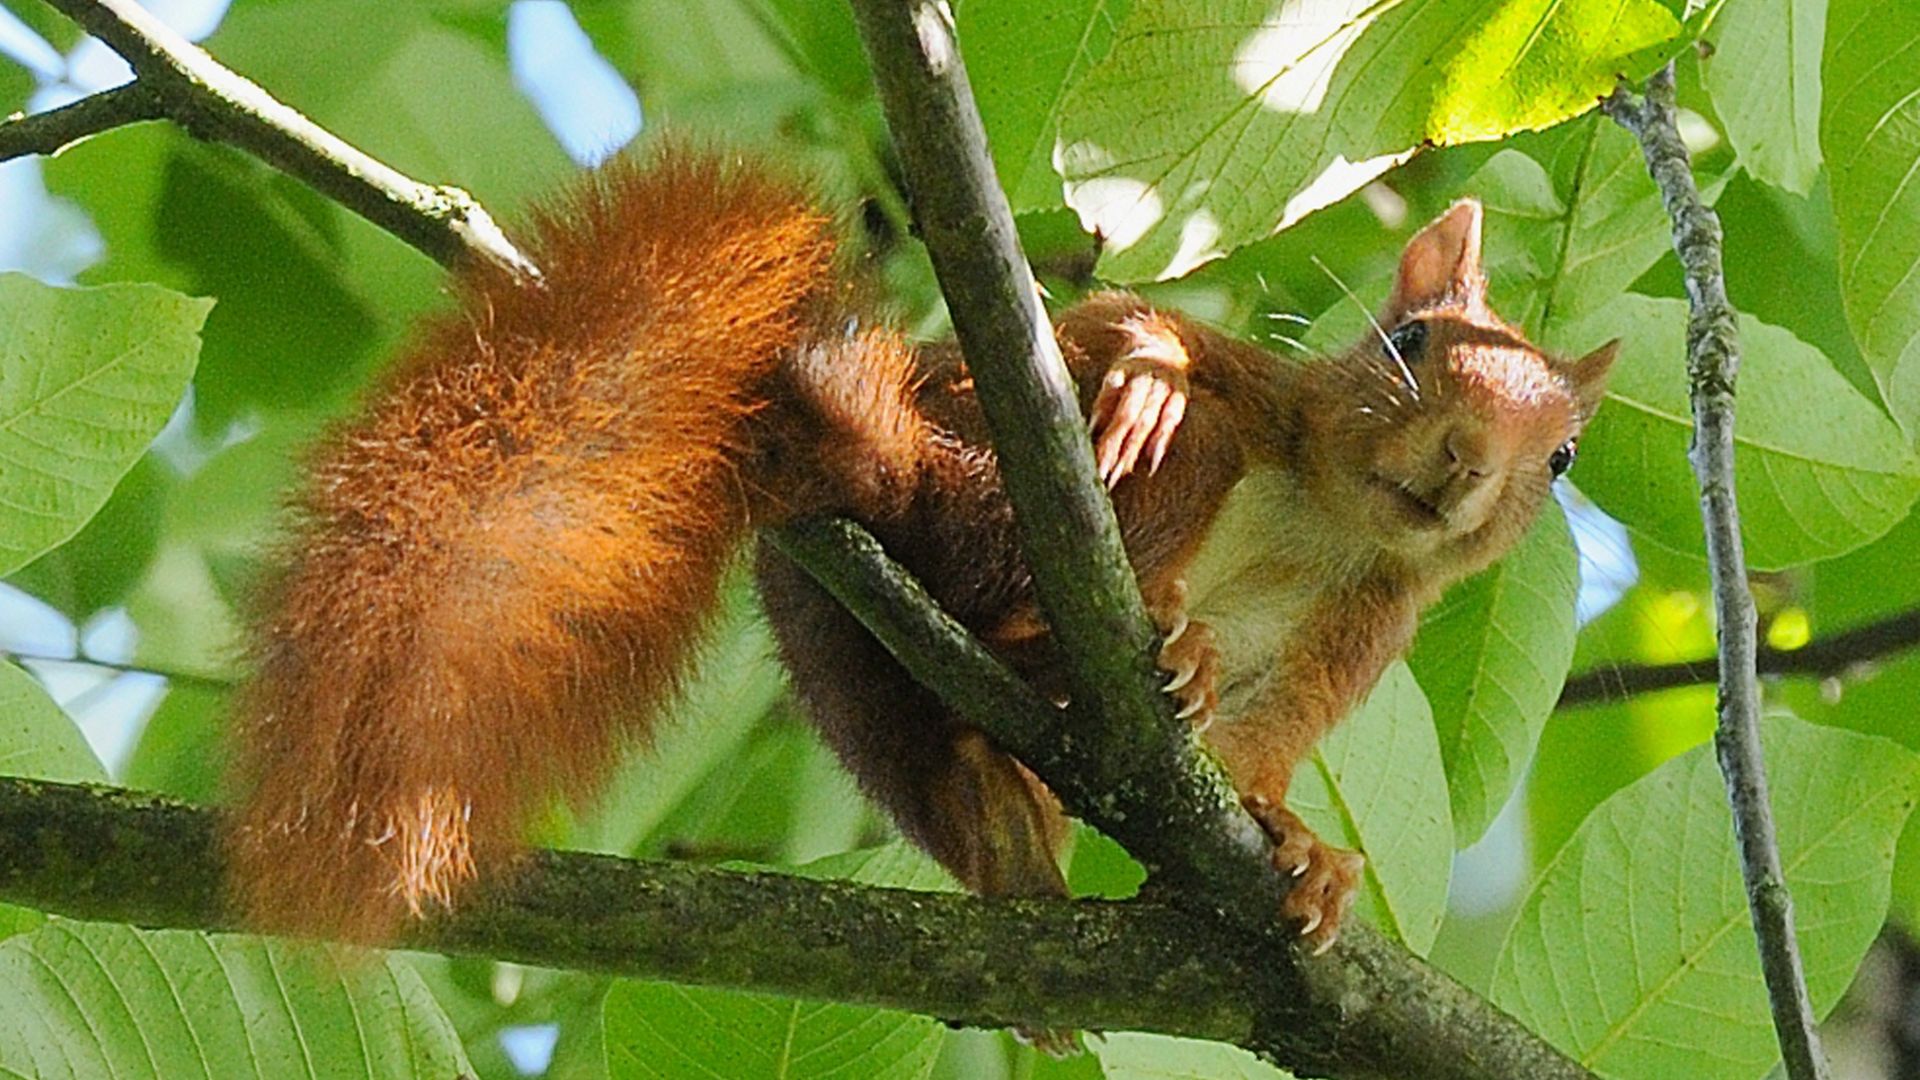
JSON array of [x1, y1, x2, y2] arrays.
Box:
[[0, 777, 1261, 1039], [1605, 67, 1830, 1080], [1559, 606, 1920, 707], [0, 82, 163, 157], [5, 0, 538, 282]]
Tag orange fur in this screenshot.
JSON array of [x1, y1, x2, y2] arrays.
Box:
[[226, 147, 843, 939]]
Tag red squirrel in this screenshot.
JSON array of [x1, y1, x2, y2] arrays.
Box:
[[226, 144, 1615, 953]]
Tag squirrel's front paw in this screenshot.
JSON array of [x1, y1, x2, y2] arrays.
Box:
[[1244, 795, 1363, 955], [1089, 321, 1191, 487], [1151, 580, 1218, 730]]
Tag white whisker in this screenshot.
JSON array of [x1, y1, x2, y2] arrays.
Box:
[[1311, 255, 1421, 402]]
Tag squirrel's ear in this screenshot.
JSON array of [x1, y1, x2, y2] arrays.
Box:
[[1387, 199, 1486, 316], [1566, 338, 1618, 422]]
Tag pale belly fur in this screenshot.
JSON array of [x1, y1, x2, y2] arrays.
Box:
[[1181, 465, 1360, 717]]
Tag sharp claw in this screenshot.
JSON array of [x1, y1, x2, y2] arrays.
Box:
[[1291, 860, 1308, 878], [1298, 909, 1322, 936], [1161, 611, 1189, 646], [1174, 696, 1205, 721], [1312, 934, 1337, 957], [1164, 660, 1197, 693]]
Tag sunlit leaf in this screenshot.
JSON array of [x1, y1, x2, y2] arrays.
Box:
[[1058, 0, 1684, 281]]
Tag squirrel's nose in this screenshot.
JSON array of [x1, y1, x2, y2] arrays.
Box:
[[1444, 424, 1493, 479]]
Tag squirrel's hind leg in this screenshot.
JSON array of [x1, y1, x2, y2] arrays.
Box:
[[754, 545, 1070, 899]]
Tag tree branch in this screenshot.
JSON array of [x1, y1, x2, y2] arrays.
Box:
[[1605, 67, 1830, 1080], [6, 0, 539, 283], [1558, 606, 1920, 707], [0, 82, 163, 158], [0, 777, 1261, 1040]]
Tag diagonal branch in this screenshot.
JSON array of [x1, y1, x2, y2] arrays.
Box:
[[1604, 66, 1830, 1080], [1558, 606, 1920, 707], [4, 0, 538, 283]]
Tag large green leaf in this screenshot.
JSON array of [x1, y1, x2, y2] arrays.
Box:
[[962, 0, 1131, 212], [1408, 502, 1578, 845], [1823, 0, 1920, 436], [1701, 0, 1824, 194], [1057, 0, 1685, 281], [0, 924, 473, 1079], [1555, 294, 1920, 568], [0, 274, 208, 577], [1288, 661, 1452, 953], [1492, 715, 1920, 1079]]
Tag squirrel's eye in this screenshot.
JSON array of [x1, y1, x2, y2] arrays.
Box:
[[1386, 320, 1427, 363], [1548, 440, 1577, 478]]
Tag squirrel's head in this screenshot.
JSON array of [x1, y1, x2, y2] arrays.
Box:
[[1296, 199, 1616, 578]]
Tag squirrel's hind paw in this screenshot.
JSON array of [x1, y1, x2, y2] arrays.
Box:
[[1244, 796, 1363, 955]]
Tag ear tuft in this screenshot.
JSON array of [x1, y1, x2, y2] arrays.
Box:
[[1567, 338, 1618, 422], [1387, 199, 1485, 317]]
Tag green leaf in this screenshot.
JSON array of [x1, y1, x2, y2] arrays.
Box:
[[1492, 715, 1920, 1078], [1409, 502, 1579, 845], [962, 0, 1131, 212], [1094, 1031, 1290, 1078], [0, 924, 473, 1079], [600, 983, 944, 1080], [1555, 294, 1920, 568], [1472, 117, 1680, 339], [1057, 0, 1684, 281], [1700, 0, 1824, 194], [0, 274, 208, 577], [0, 661, 105, 784], [1289, 662, 1452, 953], [1823, 0, 1920, 436]]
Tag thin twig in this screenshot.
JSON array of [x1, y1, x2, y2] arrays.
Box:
[[1604, 66, 1830, 1080], [0, 82, 164, 158], [1558, 607, 1920, 707], [8, 0, 539, 283]]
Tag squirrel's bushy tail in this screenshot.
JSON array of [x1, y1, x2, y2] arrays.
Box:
[[226, 147, 840, 940]]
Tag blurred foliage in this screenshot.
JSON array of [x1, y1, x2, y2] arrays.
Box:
[[2, 0, 1920, 1077]]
